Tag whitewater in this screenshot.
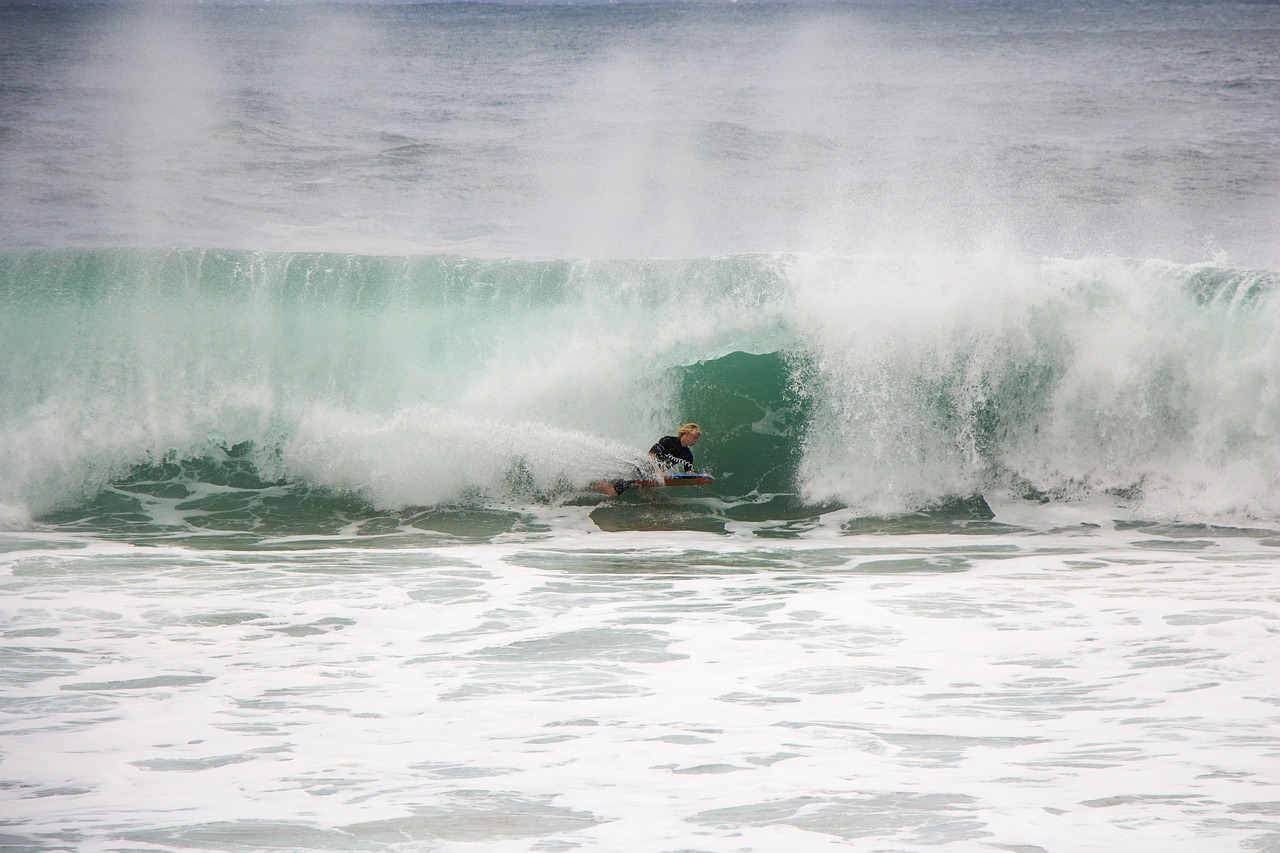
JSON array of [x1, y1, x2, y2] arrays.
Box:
[[1, 1, 1278, 851]]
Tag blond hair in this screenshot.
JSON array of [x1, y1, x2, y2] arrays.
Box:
[[676, 423, 701, 438]]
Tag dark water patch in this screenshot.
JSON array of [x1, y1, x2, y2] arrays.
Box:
[[132, 754, 257, 772], [842, 495, 1020, 536], [405, 506, 549, 540], [1082, 793, 1202, 808], [440, 662, 650, 701], [343, 793, 602, 843], [35, 443, 398, 545], [474, 627, 685, 664], [1125, 644, 1228, 669], [1131, 539, 1216, 552], [762, 665, 924, 696], [864, 730, 1047, 769], [1114, 519, 1280, 540], [154, 533, 337, 552], [29, 785, 94, 800], [510, 546, 830, 575], [182, 491, 378, 537], [510, 545, 1013, 576], [717, 692, 802, 706], [1038, 522, 1103, 537], [415, 763, 521, 780], [509, 549, 745, 575], [665, 762, 745, 775], [1231, 803, 1280, 815], [41, 488, 373, 544], [725, 493, 845, 523], [0, 538, 87, 555], [180, 531, 468, 552], [3, 627, 61, 638], [115, 820, 362, 851], [509, 547, 792, 574], [0, 693, 119, 732], [267, 617, 355, 637], [179, 611, 269, 628], [117, 480, 194, 500], [690, 792, 989, 844], [752, 521, 820, 539], [62, 675, 214, 691], [39, 489, 173, 534], [0, 832, 60, 852], [0, 648, 86, 685], [355, 516, 404, 535], [589, 504, 727, 535], [853, 556, 972, 573], [124, 446, 284, 492], [235, 552, 477, 574]]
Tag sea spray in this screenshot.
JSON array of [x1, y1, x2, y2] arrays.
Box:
[[790, 253, 1280, 519]]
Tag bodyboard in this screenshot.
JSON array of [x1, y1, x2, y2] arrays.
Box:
[[634, 473, 716, 488]]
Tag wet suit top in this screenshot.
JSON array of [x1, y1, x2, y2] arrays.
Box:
[[650, 435, 694, 472], [605, 435, 694, 496]]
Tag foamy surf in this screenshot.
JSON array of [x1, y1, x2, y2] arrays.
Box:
[[2, 506, 1278, 852]]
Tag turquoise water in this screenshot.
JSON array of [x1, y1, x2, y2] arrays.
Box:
[[2, 2, 1279, 851], [2, 249, 1278, 534]]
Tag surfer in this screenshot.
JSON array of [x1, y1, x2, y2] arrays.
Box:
[[648, 423, 701, 473], [592, 423, 703, 498]]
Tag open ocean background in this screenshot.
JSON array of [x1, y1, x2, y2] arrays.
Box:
[[2, 1, 1278, 850]]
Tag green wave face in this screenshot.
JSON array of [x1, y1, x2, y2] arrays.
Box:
[[3, 248, 1278, 536]]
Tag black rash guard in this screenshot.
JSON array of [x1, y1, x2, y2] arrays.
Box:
[[605, 435, 695, 496], [650, 435, 694, 472]]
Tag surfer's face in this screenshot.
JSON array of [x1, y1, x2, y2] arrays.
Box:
[[681, 431, 701, 447]]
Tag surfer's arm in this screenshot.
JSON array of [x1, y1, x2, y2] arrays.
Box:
[[648, 449, 692, 472]]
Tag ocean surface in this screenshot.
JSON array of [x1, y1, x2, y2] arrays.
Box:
[[2, 1, 1279, 851]]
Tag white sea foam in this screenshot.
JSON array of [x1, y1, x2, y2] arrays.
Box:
[[2, 502, 1277, 852]]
